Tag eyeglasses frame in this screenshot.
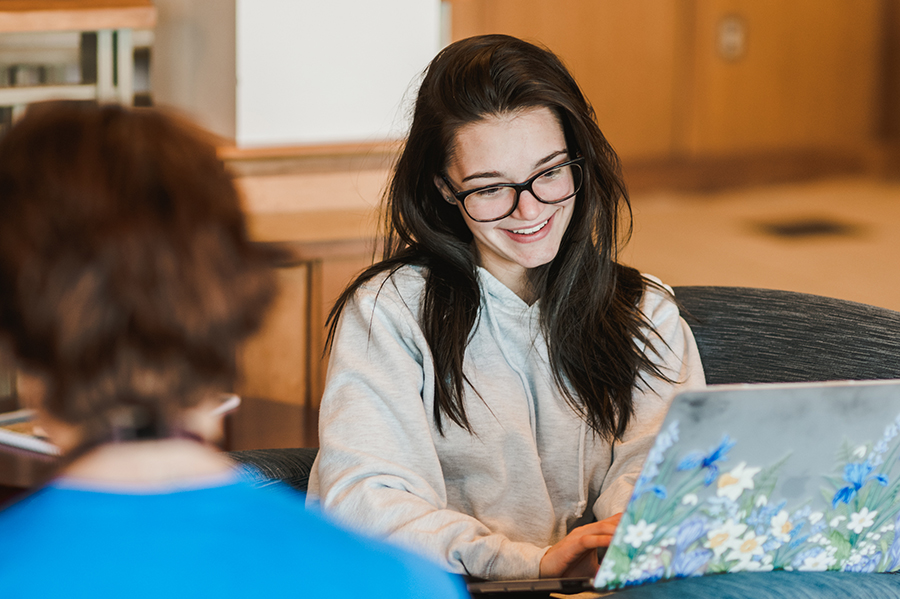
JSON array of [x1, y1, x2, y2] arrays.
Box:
[[440, 156, 585, 223]]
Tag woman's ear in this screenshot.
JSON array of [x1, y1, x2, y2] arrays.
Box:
[[433, 176, 457, 205]]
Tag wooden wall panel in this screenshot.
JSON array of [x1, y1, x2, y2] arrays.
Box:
[[880, 0, 900, 142], [450, 0, 886, 167], [236, 264, 308, 407], [685, 0, 881, 154], [231, 242, 374, 450], [307, 252, 374, 411], [448, 0, 681, 160]]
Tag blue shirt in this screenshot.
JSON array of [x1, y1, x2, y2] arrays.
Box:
[[0, 476, 468, 598]]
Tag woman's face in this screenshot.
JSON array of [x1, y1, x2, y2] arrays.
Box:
[[438, 106, 575, 297]]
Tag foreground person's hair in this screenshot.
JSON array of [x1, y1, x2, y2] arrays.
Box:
[[0, 101, 276, 447]]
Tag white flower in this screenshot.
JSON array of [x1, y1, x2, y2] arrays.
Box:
[[769, 510, 793, 543], [755, 495, 768, 507], [705, 519, 748, 557], [852, 445, 868, 459], [726, 533, 769, 570], [593, 561, 616, 588], [848, 508, 877, 534], [809, 512, 824, 525], [623, 520, 657, 548], [717, 462, 762, 502], [734, 554, 774, 573], [659, 537, 677, 547], [830, 515, 847, 528], [682, 493, 698, 506], [808, 533, 824, 544], [798, 552, 837, 572]]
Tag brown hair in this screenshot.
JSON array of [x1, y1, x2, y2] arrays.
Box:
[[0, 101, 275, 445]]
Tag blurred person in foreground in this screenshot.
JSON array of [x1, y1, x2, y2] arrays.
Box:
[[0, 101, 467, 599]]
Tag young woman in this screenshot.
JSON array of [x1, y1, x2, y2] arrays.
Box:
[[307, 35, 705, 581], [0, 102, 467, 599]]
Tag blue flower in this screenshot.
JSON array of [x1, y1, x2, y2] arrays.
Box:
[[788, 520, 806, 541], [677, 435, 736, 486], [703, 495, 740, 519], [832, 461, 889, 508], [810, 518, 827, 536], [886, 533, 900, 572], [631, 476, 667, 503], [791, 547, 823, 569], [788, 534, 810, 550], [886, 512, 900, 572], [843, 552, 882, 573], [747, 500, 786, 535], [675, 517, 708, 552], [672, 549, 712, 578]]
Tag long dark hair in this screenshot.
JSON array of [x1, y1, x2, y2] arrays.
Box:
[[329, 35, 672, 439]]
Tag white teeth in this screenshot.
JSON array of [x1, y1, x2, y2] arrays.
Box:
[[511, 219, 549, 235]]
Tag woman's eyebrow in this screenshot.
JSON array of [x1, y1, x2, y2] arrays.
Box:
[[534, 149, 569, 169], [461, 170, 503, 183], [460, 149, 569, 184]]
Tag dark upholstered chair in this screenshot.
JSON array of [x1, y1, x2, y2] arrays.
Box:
[[228, 286, 900, 491]]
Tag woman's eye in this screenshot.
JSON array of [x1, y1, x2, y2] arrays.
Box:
[[540, 167, 563, 181], [472, 187, 503, 199]]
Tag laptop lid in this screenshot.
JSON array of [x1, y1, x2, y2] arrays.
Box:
[[594, 379, 900, 591]]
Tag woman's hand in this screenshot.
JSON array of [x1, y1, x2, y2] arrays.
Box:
[[539, 513, 622, 579]]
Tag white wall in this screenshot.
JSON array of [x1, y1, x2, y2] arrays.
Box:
[[235, 0, 441, 147], [151, 0, 237, 140], [151, 0, 441, 147]]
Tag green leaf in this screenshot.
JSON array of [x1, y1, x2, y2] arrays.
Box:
[[835, 439, 856, 466], [754, 453, 792, 498], [829, 529, 852, 564], [605, 545, 631, 578]]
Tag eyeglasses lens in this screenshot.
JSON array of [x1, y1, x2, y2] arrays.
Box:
[[465, 163, 582, 222]]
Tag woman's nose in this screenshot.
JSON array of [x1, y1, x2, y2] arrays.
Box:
[[510, 189, 543, 221]]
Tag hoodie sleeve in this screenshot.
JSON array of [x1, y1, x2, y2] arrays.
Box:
[[592, 278, 706, 520], [306, 275, 548, 580]]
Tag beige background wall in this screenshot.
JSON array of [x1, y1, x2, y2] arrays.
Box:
[[449, 0, 889, 164]]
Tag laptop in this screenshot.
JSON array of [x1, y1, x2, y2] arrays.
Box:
[[469, 379, 900, 595]]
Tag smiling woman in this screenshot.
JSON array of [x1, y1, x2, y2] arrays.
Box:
[[307, 34, 707, 582], [436, 107, 578, 298]]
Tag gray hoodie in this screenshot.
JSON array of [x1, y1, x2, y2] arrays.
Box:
[[308, 265, 705, 579]]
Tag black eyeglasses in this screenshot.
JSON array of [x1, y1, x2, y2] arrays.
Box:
[[440, 157, 584, 223]]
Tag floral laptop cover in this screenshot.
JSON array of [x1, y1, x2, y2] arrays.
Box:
[[594, 379, 900, 591]]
